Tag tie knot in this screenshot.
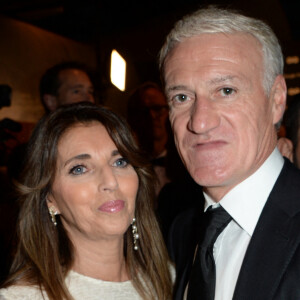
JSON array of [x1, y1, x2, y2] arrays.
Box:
[[200, 206, 232, 250], [206, 205, 231, 227]]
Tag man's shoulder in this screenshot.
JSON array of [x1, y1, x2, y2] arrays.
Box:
[[170, 203, 203, 238], [167, 206, 203, 263], [280, 157, 300, 180], [272, 158, 300, 206]]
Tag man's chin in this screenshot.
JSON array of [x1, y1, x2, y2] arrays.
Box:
[[190, 165, 229, 187]]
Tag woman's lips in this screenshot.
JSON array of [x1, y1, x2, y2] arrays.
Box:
[[98, 200, 125, 213]]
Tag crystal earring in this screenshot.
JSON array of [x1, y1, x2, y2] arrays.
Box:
[[49, 206, 58, 226], [131, 217, 139, 251]]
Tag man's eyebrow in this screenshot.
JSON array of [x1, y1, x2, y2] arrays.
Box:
[[165, 76, 237, 93], [64, 153, 91, 167], [70, 84, 85, 88], [208, 75, 237, 85], [165, 85, 189, 94]]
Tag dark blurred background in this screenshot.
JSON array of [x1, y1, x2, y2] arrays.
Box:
[[0, 0, 299, 114], [0, 0, 300, 130], [1, 0, 300, 102]]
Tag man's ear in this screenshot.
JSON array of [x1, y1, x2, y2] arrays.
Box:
[[43, 94, 58, 112], [271, 75, 287, 125]]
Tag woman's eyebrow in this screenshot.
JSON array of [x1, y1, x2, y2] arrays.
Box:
[[111, 149, 120, 157], [64, 153, 91, 167]]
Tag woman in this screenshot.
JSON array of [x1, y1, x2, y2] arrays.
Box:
[[0, 102, 173, 299]]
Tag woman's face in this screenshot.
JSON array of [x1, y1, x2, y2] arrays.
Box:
[[48, 122, 139, 243]]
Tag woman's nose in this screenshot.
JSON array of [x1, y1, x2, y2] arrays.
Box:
[[98, 167, 119, 192]]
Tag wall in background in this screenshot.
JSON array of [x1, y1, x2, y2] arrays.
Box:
[[0, 15, 97, 125]]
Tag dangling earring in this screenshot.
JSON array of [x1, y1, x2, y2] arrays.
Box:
[[49, 206, 58, 226], [131, 217, 139, 251]]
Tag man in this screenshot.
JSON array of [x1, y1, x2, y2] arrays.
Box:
[[127, 82, 170, 195], [39, 61, 95, 112], [127, 82, 169, 159], [159, 6, 300, 300]]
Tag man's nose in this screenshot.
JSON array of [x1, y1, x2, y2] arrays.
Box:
[[149, 106, 168, 119], [85, 91, 95, 103], [187, 97, 220, 134]]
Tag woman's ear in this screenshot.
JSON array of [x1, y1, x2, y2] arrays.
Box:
[[46, 194, 60, 214], [47, 195, 59, 226]]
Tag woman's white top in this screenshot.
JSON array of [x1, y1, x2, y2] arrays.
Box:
[[0, 270, 144, 300]]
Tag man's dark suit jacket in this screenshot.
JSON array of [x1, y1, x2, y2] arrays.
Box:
[[168, 158, 300, 300]]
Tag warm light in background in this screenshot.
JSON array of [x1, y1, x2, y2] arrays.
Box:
[[284, 72, 300, 79], [286, 56, 300, 65], [110, 50, 126, 91], [287, 87, 300, 96]]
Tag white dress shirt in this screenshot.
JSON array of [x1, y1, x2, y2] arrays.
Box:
[[184, 147, 284, 300]]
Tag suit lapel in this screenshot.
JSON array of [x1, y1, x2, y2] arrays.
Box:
[[169, 200, 204, 300], [233, 160, 300, 300], [174, 260, 194, 300]]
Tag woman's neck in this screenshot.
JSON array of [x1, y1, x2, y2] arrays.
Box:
[[71, 237, 129, 282]]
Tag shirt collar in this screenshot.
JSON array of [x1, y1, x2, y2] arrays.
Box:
[[204, 147, 284, 236]]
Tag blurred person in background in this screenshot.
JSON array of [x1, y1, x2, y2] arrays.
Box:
[[277, 94, 300, 167], [127, 82, 170, 196], [39, 61, 95, 113]]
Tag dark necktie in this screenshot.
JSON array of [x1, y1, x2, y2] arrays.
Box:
[[187, 205, 232, 300]]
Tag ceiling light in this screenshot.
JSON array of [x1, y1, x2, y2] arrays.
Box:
[[110, 50, 126, 91]]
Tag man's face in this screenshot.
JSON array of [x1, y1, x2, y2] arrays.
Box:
[[56, 68, 95, 106], [164, 33, 285, 200]]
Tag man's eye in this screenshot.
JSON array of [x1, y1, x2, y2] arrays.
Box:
[[69, 165, 87, 175], [173, 94, 188, 103], [113, 158, 129, 168], [220, 87, 235, 96]]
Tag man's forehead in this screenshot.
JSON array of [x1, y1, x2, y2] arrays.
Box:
[[59, 68, 87, 79], [143, 88, 166, 105], [169, 32, 261, 55], [58, 68, 92, 86], [163, 33, 263, 80]]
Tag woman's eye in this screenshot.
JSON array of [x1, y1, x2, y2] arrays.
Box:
[[113, 158, 129, 168], [220, 87, 235, 96], [69, 165, 87, 175]]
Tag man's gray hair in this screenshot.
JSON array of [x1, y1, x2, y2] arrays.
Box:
[[159, 6, 284, 96]]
